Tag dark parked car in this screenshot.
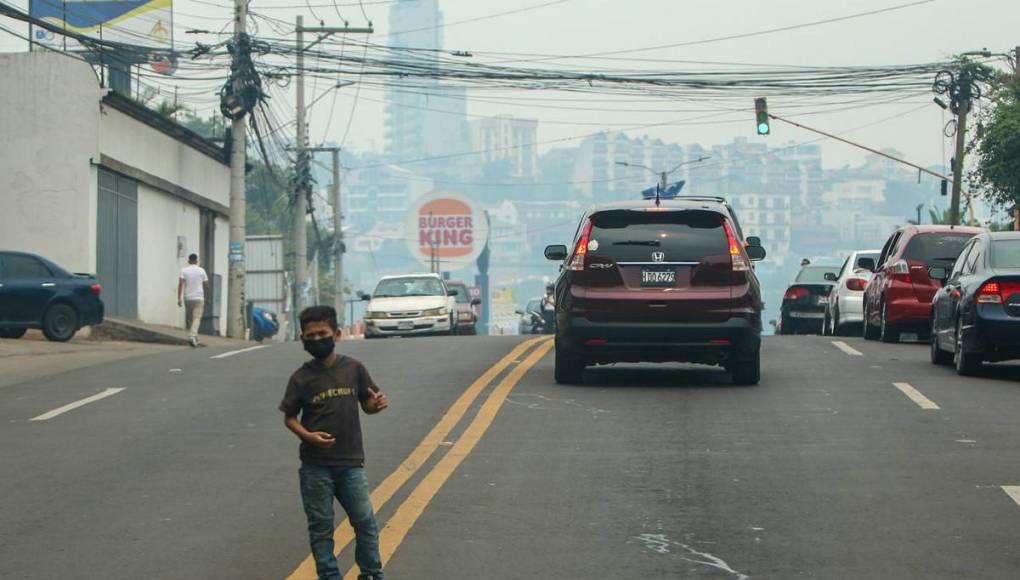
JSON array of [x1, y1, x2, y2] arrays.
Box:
[[544, 196, 766, 385], [446, 280, 481, 335], [0, 251, 104, 341], [929, 232, 1020, 375], [778, 265, 839, 335], [863, 225, 984, 342]]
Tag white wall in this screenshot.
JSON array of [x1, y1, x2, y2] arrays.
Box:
[[0, 53, 101, 273], [100, 108, 230, 209], [136, 184, 202, 327]]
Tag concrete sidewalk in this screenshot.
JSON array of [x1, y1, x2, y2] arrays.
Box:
[[0, 330, 176, 389]]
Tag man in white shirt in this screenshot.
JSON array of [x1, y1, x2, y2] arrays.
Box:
[[178, 254, 209, 347]]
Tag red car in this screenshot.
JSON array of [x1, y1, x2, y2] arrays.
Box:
[[862, 225, 984, 342]]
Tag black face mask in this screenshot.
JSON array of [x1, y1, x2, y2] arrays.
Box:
[[302, 336, 336, 360]]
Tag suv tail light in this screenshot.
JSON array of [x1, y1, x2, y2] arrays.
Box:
[[722, 220, 750, 272], [784, 287, 808, 301], [977, 280, 1020, 304], [567, 219, 594, 272], [845, 278, 867, 292], [90, 283, 102, 295]]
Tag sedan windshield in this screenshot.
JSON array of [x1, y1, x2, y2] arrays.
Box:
[[374, 277, 444, 298]]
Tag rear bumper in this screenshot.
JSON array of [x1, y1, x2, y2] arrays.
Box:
[[80, 301, 104, 327], [837, 295, 864, 320], [884, 296, 931, 326], [963, 308, 1020, 360], [560, 317, 759, 364]]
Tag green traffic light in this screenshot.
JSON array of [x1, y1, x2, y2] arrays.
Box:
[[757, 122, 770, 135]]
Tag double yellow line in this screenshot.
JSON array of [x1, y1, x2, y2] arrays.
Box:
[[287, 335, 554, 580]]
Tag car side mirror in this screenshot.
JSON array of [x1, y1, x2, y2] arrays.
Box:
[[471, 298, 481, 306], [857, 257, 876, 272], [746, 236, 761, 247], [928, 266, 948, 282], [824, 272, 838, 282], [746, 245, 767, 261], [545, 244, 568, 261], [515, 310, 524, 315], [361, 294, 372, 301], [447, 289, 458, 297]]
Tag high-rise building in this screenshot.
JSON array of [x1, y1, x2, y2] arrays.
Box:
[[470, 115, 539, 179], [384, 0, 469, 166]]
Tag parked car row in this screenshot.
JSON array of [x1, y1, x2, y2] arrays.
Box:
[[778, 225, 1020, 376]]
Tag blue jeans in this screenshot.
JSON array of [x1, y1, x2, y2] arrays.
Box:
[[299, 464, 383, 580]]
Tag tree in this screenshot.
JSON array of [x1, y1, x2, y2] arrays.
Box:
[[971, 74, 1020, 215]]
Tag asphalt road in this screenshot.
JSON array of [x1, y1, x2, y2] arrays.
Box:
[[3, 333, 1020, 579]]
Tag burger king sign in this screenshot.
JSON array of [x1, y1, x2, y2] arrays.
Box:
[[405, 191, 489, 271]]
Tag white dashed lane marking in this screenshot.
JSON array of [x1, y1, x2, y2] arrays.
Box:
[[832, 341, 863, 356], [29, 388, 126, 421], [210, 345, 271, 359], [893, 382, 940, 410]]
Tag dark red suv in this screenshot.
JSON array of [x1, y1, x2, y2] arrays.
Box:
[[544, 198, 767, 385]]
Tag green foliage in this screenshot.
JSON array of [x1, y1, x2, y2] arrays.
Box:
[[971, 75, 1020, 211]]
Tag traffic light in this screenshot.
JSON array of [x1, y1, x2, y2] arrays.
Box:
[[755, 97, 770, 136]]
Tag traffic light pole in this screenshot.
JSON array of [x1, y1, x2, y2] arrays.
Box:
[[768, 113, 952, 183]]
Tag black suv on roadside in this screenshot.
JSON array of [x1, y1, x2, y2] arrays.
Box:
[[544, 196, 766, 385]]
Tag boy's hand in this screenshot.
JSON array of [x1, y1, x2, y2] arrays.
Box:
[[305, 431, 336, 448], [366, 390, 389, 414]]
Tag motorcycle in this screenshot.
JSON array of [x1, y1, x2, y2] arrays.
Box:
[[250, 305, 280, 342]]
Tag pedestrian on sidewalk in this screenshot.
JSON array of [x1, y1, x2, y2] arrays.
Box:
[[280, 305, 389, 580], [177, 254, 209, 347]]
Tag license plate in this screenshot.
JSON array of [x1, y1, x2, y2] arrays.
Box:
[[641, 268, 676, 287], [398, 321, 414, 330]]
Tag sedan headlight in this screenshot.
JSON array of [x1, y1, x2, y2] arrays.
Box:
[[366, 311, 387, 319], [423, 307, 448, 317]]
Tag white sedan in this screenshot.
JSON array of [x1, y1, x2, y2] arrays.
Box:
[[364, 274, 458, 338], [822, 249, 881, 336]]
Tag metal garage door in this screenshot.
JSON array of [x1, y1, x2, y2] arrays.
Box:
[[97, 168, 138, 319]]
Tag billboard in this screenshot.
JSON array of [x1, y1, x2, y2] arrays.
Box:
[[405, 191, 489, 272], [29, 0, 173, 51]]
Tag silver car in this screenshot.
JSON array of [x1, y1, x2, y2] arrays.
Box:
[[823, 249, 881, 336]]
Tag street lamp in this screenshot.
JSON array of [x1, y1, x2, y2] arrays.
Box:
[[615, 156, 712, 190]]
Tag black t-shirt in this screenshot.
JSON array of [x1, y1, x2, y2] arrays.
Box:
[[279, 355, 378, 467]]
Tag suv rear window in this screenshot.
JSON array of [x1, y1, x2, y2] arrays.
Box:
[[903, 233, 974, 264], [587, 210, 727, 263]]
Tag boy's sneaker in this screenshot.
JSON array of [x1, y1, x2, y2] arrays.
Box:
[[188, 337, 198, 348]]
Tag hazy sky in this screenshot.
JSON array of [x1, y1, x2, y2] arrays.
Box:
[[3, 0, 1019, 170]]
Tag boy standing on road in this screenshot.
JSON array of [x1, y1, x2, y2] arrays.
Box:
[[177, 254, 209, 347], [280, 306, 389, 580]]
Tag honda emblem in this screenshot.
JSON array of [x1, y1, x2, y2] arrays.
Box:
[[652, 251, 665, 263]]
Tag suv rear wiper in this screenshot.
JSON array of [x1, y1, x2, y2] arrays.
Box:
[[612, 240, 661, 246]]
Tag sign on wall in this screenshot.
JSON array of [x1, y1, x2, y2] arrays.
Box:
[[29, 0, 173, 52], [405, 191, 489, 272]]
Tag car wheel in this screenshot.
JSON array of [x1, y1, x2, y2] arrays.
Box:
[[930, 317, 952, 365], [822, 309, 831, 336], [879, 302, 899, 343], [0, 328, 28, 339], [731, 346, 761, 386], [554, 346, 585, 385], [954, 320, 981, 376], [831, 306, 845, 337], [779, 315, 792, 335], [863, 305, 880, 341], [42, 304, 78, 342]]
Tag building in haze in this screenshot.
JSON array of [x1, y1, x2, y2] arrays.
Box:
[[384, 0, 469, 168], [470, 115, 539, 180]]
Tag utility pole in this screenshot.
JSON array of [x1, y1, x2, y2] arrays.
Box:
[[293, 14, 309, 317], [292, 17, 372, 317], [1014, 46, 1020, 231], [949, 93, 970, 228], [225, 0, 248, 339], [330, 147, 343, 325]]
